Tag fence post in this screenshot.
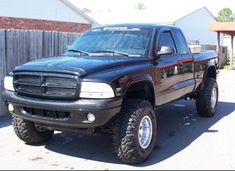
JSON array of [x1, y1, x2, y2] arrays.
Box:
[[0, 30, 7, 116]]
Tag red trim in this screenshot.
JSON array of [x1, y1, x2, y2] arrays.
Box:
[[177, 57, 194, 63], [160, 86, 177, 94], [158, 63, 176, 69], [158, 55, 218, 69], [158, 57, 193, 69]]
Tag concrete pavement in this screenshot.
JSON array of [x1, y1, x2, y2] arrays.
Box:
[[0, 69, 235, 170]]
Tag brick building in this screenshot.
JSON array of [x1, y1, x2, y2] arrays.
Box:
[[0, 0, 98, 33]]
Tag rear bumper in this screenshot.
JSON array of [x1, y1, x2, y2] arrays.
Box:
[[3, 91, 122, 129]]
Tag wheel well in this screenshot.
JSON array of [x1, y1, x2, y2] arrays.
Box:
[[195, 66, 217, 94], [124, 81, 155, 106], [207, 66, 216, 79]]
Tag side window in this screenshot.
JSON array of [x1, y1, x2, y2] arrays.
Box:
[[174, 29, 189, 54], [158, 31, 176, 52]]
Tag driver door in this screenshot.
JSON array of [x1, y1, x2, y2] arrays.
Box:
[[154, 30, 187, 105]]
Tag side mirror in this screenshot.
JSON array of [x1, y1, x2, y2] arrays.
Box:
[[156, 46, 175, 56], [64, 45, 71, 52]]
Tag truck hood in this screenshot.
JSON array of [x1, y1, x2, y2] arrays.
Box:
[[14, 55, 150, 76]]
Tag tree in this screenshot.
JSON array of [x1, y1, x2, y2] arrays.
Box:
[[217, 8, 234, 22], [82, 8, 92, 14], [135, 2, 146, 10]]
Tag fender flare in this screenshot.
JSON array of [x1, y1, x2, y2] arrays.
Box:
[[199, 59, 217, 91], [120, 74, 156, 105]]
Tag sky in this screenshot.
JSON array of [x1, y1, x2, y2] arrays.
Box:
[[68, 0, 235, 24]]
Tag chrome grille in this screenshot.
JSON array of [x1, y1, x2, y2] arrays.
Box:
[[14, 72, 80, 99]]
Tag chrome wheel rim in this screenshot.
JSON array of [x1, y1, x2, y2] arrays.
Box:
[[138, 116, 153, 149], [211, 88, 217, 109]]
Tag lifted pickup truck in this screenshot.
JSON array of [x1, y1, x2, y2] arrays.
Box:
[[3, 24, 219, 164]]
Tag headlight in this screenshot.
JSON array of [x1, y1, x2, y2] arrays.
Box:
[[80, 82, 115, 98], [4, 76, 15, 92]]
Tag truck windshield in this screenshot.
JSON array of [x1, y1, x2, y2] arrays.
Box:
[[69, 27, 153, 57]]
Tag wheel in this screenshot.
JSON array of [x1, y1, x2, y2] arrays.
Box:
[[112, 99, 157, 164], [196, 78, 218, 117], [12, 115, 54, 144]]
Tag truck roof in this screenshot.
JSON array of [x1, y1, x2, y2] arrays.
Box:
[[98, 23, 176, 30]]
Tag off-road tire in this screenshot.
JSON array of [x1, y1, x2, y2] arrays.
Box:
[[12, 115, 54, 144], [112, 99, 157, 164], [196, 78, 218, 117]]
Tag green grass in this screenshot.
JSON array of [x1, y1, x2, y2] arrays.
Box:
[[220, 64, 231, 70]]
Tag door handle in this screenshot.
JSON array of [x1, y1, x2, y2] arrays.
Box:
[[178, 63, 183, 67]]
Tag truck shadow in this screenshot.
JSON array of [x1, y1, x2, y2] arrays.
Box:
[[0, 115, 12, 128], [45, 100, 235, 166]]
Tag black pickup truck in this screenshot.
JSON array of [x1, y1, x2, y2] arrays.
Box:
[[3, 24, 219, 164]]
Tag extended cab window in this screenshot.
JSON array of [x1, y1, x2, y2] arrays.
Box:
[[174, 29, 189, 54], [158, 31, 176, 53]]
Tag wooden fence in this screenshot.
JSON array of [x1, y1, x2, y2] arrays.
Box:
[[0, 29, 80, 116]]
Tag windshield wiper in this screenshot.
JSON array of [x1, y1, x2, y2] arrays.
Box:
[[91, 50, 130, 56], [67, 49, 90, 56]]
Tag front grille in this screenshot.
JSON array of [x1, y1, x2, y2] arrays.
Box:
[[22, 107, 70, 120], [14, 72, 80, 99]]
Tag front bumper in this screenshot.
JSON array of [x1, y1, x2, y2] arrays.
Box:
[[3, 91, 122, 129]]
